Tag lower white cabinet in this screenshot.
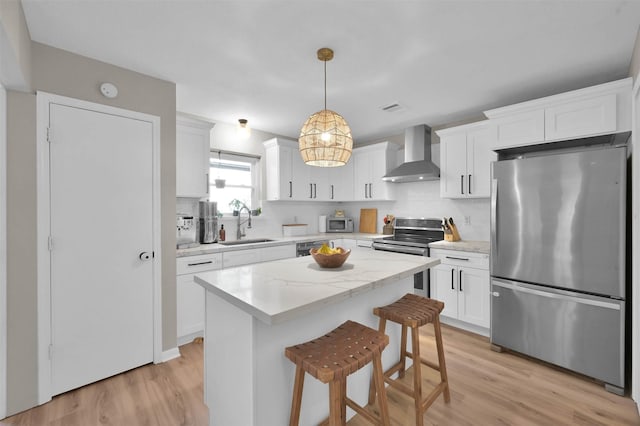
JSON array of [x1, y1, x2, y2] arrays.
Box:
[[176, 244, 296, 345], [222, 244, 295, 268], [430, 249, 490, 333], [176, 253, 223, 345]]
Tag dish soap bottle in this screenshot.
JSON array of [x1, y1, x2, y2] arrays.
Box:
[[219, 224, 225, 241]]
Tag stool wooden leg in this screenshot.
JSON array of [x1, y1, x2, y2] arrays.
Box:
[[398, 324, 408, 378], [411, 326, 424, 426], [368, 318, 387, 405], [433, 315, 451, 403], [289, 365, 305, 426], [372, 352, 391, 426], [328, 379, 345, 426]]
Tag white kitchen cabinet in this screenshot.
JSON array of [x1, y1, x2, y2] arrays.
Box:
[[176, 115, 213, 198], [223, 243, 296, 268], [437, 122, 496, 199], [492, 110, 545, 148], [328, 159, 354, 201], [264, 138, 296, 200], [176, 253, 223, 345], [352, 142, 398, 201], [261, 244, 296, 262], [430, 249, 490, 333], [485, 78, 632, 150], [340, 239, 357, 250]]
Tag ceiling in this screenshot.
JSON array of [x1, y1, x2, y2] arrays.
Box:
[[21, 1, 640, 142]]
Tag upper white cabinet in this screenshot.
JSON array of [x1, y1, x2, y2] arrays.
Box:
[[263, 138, 359, 202], [352, 142, 398, 201], [176, 115, 214, 198], [437, 122, 497, 199], [485, 78, 632, 150], [328, 159, 354, 201]]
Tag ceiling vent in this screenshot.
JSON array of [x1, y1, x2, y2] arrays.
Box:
[[380, 102, 405, 113]]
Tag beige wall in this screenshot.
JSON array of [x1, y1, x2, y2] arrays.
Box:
[[5, 43, 176, 416], [0, 0, 31, 90], [6, 91, 37, 414], [631, 27, 640, 81]]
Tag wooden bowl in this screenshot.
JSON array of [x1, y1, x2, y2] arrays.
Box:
[[309, 247, 351, 268]]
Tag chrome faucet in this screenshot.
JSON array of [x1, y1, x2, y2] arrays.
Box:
[[236, 203, 252, 240]]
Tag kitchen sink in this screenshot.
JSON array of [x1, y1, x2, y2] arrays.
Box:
[[218, 238, 275, 246]]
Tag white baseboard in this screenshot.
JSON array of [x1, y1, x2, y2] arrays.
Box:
[[177, 330, 204, 347], [440, 316, 490, 337], [159, 347, 181, 363]]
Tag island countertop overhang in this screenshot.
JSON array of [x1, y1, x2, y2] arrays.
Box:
[[194, 248, 440, 325]]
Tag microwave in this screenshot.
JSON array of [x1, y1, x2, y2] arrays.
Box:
[[326, 216, 354, 233]]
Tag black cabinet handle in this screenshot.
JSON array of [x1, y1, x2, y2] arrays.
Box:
[[460, 175, 464, 194], [369, 183, 373, 198], [459, 270, 463, 291], [188, 260, 213, 267], [469, 174, 472, 195], [289, 181, 292, 198], [451, 268, 455, 290], [364, 184, 368, 198], [331, 184, 334, 199], [309, 183, 313, 198], [446, 256, 469, 261], [206, 173, 209, 194]]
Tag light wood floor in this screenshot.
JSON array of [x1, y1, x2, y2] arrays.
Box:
[[2, 325, 639, 425]]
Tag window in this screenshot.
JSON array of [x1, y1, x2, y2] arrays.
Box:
[[208, 151, 259, 214]]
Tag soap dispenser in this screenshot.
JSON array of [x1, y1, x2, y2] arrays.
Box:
[[219, 224, 225, 241]]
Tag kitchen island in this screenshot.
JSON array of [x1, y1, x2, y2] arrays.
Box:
[[194, 248, 440, 426]]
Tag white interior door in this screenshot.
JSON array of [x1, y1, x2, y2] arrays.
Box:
[[49, 102, 155, 396]]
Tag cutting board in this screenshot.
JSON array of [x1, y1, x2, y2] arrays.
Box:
[[359, 208, 378, 233]]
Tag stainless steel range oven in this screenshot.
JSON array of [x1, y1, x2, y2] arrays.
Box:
[[372, 218, 444, 297]]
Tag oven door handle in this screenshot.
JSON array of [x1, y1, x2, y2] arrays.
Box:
[[372, 243, 428, 256]]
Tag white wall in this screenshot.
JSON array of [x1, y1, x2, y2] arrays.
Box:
[[0, 83, 7, 420]]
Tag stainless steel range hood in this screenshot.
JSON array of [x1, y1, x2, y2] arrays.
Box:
[[382, 124, 440, 183]]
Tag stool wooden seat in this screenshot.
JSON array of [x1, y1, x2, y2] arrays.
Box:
[[285, 320, 391, 426], [368, 293, 450, 426]]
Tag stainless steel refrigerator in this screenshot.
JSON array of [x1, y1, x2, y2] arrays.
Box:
[[490, 137, 628, 394]]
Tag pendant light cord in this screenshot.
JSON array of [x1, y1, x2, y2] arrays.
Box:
[[324, 59, 327, 110]]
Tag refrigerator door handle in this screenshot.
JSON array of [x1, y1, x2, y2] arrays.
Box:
[[490, 178, 498, 268], [492, 279, 621, 310]]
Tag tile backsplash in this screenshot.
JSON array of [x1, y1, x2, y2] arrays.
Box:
[[178, 179, 489, 242]]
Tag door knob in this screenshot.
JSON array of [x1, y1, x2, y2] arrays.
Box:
[[139, 252, 153, 261]]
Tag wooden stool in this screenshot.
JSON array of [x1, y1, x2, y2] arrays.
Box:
[[368, 293, 450, 426], [285, 320, 391, 426]]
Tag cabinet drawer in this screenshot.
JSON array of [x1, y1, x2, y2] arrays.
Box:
[[177, 253, 222, 275], [223, 248, 261, 268], [261, 244, 296, 262], [430, 249, 489, 270]]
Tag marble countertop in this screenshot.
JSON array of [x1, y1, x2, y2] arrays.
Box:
[[177, 232, 386, 257], [194, 248, 440, 325], [428, 240, 490, 254]]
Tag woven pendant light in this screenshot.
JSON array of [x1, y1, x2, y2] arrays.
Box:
[[299, 48, 353, 167]]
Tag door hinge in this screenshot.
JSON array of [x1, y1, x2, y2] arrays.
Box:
[[46, 127, 52, 143], [48, 235, 53, 251], [48, 344, 53, 360]]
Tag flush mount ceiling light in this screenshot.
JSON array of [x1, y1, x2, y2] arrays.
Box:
[[298, 47, 353, 167], [237, 118, 251, 140]]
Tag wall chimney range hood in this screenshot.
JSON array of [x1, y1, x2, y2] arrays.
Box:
[[382, 124, 440, 183]]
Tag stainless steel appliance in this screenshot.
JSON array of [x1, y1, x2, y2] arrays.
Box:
[[197, 201, 218, 244], [491, 135, 629, 394], [326, 216, 354, 233], [372, 218, 444, 296], [296, 240, 330, 257], [176, 214, 197, 249]]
